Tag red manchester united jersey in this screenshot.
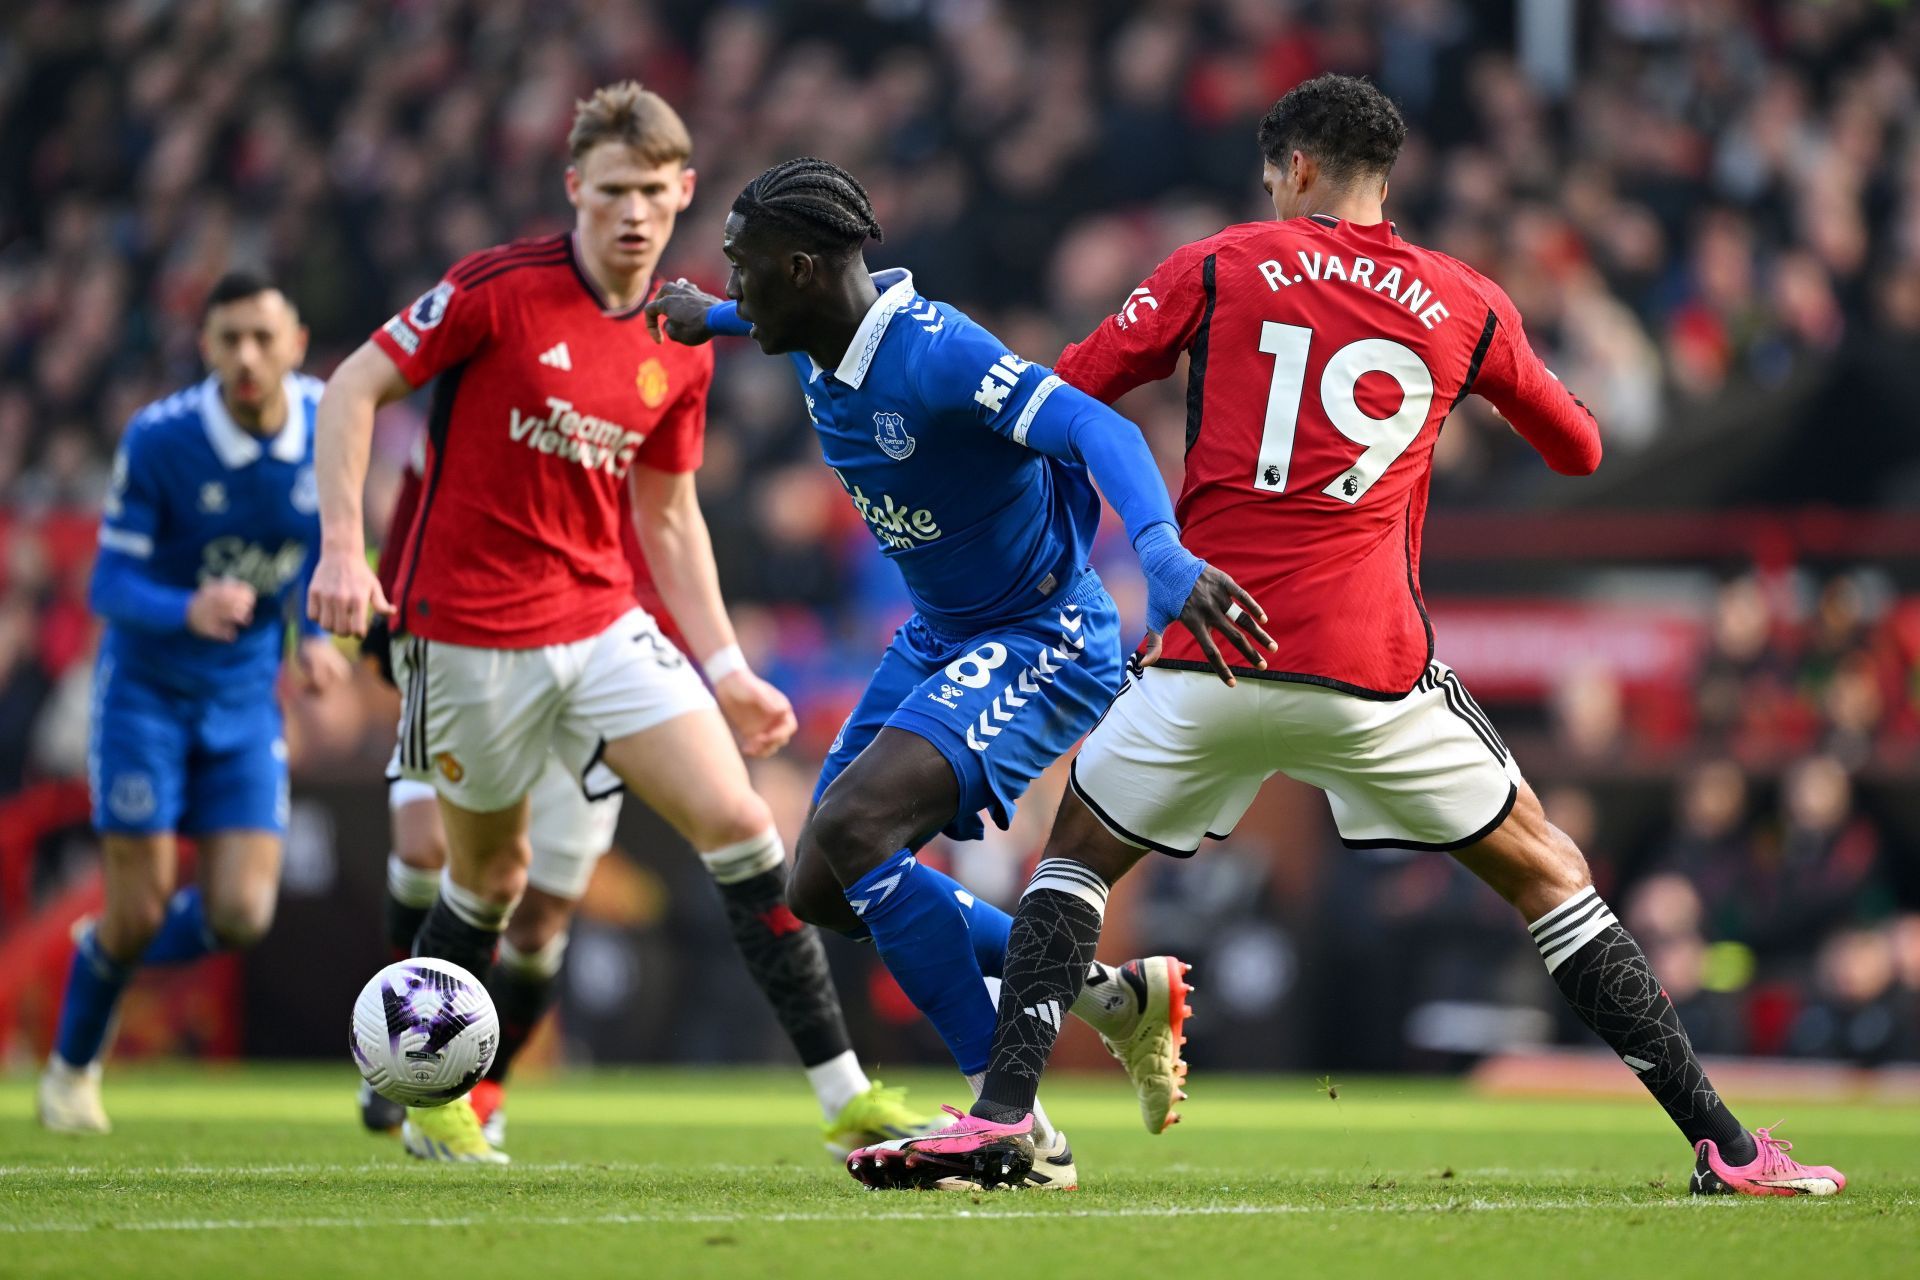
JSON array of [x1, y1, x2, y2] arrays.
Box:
[[370, 233, 713, 648], [1058, 215, 1601, 698], [376, 434, 684, 651]]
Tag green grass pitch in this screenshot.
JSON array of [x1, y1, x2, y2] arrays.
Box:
[[2, 1066, 1913, 1279]]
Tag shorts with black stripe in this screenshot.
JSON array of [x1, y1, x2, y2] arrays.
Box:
[[1071, 660, 1524, 857]]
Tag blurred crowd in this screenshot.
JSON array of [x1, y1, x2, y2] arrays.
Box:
[[3, 0, 1919, 1067]]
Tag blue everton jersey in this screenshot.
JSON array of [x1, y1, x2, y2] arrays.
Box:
[[96, 373, 324, 697], [786, 269, 1103, 634]]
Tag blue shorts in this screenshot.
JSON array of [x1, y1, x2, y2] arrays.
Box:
[[88, 655, 288, 837], [816, 569, 1124, 842]]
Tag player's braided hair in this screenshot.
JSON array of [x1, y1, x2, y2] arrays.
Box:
[[732, 157, 885, 258], [1258, 74, 1406, 185]]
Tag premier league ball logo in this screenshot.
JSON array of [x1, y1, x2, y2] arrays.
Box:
[[873, 412, 916, 461]]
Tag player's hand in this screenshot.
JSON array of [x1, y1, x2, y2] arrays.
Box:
[[1139, 566, 1274, 687], [714, 670, 797, 758], [295, 634, 352, 694], [186, 577, 257, 642], [643, 278, 722, 346], [307, 548, 392, 638]]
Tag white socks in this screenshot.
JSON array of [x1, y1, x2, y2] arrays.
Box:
[[440, 871, 515, 931], [805, 1049, 871, 1119], [387, 854, 440, 909], [699, 829, 787, 885]]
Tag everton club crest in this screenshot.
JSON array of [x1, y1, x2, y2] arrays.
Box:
[[873, 412, 916, 461]]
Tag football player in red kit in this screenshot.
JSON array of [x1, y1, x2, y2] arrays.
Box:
[[853, 76, 1844, 1199], [311, 83, 924, 1163]]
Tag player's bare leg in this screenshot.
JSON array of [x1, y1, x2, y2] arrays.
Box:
[[195, 830, 282, 950], [1452, 783, 1843, 1195], [600, 709, 919, 1149], [386, 793, 447, 957]]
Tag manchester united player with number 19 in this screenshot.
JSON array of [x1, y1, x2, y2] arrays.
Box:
[[308, 83, 924, 1163], [853, 75, 1847, 1198]]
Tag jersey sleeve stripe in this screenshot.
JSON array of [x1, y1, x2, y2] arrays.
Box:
[[447, 237, 568, 285], [459, 248, 570, 291], [1446, 308, 1499, 414], [1010, 374, 1065, 446], [1182, 254, 1218, 454], [98, 527, 153, 558]]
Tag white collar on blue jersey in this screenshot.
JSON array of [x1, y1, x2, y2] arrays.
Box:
[[199, 373, 309, 468], [809, 268, 917, 389]]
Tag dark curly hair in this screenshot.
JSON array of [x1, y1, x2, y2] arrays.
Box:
[[733, 157, 885, 259], [1257, 74, 1406, 185]]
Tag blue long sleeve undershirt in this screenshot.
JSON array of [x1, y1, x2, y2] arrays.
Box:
[[1015, 384, 1205, 632], [705, 300, 752, 338], [88, 549, 193, 634]]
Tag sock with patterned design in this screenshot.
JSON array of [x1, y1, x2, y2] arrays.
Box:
[[713, 864, 858, 1070], [908, 857, 1131, 1038], [972, 858, 1109, 1122], [1532, 886, 1756, 1164]]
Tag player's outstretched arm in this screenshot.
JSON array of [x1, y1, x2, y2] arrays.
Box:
[[643, 279, 752, 346], [308, 340, 410, 637], [1470, 284, 1603, 477], [992, 373, 1276, 684], [630, 464, 796, 757]]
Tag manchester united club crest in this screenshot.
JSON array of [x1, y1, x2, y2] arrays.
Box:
[[636, 358, 670, 408], [873, 411, 916, 461]]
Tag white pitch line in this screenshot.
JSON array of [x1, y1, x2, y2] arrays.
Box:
[[0, 1161, 776, 1178], [0, 1197, 1816, 1235]]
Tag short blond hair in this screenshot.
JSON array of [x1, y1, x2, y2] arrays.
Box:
[[567, 81, 692, 166]]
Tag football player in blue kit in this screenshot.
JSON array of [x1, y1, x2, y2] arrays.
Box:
[[646, 158, 1274, 1185], [39, 272, 350, 1133]]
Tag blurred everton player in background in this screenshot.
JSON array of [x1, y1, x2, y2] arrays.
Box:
[[40, 271, 348, 1134]]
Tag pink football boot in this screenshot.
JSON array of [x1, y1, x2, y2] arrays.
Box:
[[1692, 1124, 1846, 1196], [846, 1105, 1035, 1190]]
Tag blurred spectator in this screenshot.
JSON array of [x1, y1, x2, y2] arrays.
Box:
[[1786, 927, 1915, 1065]]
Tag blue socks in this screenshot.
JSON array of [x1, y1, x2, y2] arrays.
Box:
[[54, 887, 224, 1068], [140, 888, 218, 966], [902, 858, 1014, 978], [846, 851, 1001, 1074], [54, 927, 133, 1068]]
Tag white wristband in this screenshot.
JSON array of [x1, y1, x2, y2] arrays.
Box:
[[702, 643, 749, 685]]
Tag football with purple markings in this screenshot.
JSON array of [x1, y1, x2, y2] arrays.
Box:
[[350, 958, 498, 1108]]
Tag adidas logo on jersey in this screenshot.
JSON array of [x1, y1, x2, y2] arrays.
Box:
[[538, 342, 572, 371]]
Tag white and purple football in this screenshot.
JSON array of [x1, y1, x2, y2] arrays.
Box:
[[350, 958, 498, 1108]]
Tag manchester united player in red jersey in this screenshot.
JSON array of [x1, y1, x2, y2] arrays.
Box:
[[353, 438, 694, 1144], [865, 76, 1843, 1197], [309, 83, 926, 1163]]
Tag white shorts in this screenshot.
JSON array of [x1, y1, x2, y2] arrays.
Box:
[[387, 748, 624, 900], [392, 607, 713, 814], [1072, 660, 1524, 856]]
